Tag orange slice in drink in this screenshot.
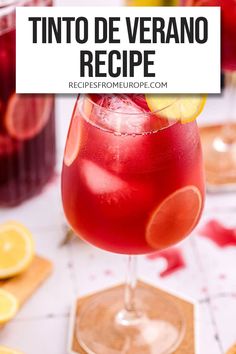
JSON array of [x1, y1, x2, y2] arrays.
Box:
[[146, 186, 202, 250], [146, 95, 207, 123], [64, 114, 81, 167], [5, 94, 53, 141]]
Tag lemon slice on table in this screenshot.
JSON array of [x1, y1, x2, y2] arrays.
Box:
[[146, 95, 207, 123], [0, 348, 23, 354], [0, 289, 18, 325], [0, 222, 35, 279], [0, 349, 23, 354], [146, 186, 202, 250], [0, 347, 23, 354], [128, 0, 178, 5]]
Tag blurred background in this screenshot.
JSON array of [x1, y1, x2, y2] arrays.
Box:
[[0, 0, 236, 354]]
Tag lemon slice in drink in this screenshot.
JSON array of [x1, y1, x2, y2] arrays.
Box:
[[0, 289, 18, 325], [64, 115, 81, 167], [146, 95, 207, 123], [0, 222, 35, 279], [146, 186, 202, 250], [5, 94, 53, 141]]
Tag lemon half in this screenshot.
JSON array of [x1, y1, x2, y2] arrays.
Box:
[[0, 221, 35, 279]]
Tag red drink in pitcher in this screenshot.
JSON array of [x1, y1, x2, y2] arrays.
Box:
[[0, 0, 56, 206], [62, 95, 205, 255], [188, 0, 236, 71]]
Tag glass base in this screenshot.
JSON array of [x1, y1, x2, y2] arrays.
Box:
[[76, 285, 185, 354]]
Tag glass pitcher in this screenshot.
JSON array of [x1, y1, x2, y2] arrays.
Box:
[[0, 0, 56, 206]]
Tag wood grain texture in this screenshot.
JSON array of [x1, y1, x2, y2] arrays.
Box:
[[0, 255, 53, 308], [227, 345, 236, 354], [70, 281, 195, 354]]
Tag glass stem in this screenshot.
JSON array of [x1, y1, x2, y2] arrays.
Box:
[[124, 255, 137, 313], [116, 256, 143, 326], [213, 72, 236, 152]]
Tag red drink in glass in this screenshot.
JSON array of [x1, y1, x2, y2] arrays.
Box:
[[62, 95, 205, 255], [61, 94, 205, 353], [0, 0, 56, 206]]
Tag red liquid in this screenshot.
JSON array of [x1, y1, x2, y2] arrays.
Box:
[[199, 220, 236, 247], [62, 95, 205, 255], [146, 248, 186, 277], [190, 0, 236, 71], [0, 4, 55, 206]]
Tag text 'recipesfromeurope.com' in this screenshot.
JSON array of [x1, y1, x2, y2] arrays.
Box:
[[68, 81, 168, 90]]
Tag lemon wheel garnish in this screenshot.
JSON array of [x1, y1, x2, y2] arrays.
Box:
[[146, 186, 202, 249], [0, 222, 35, 279], [0, 289, 18, 325], [146, 95, 207, 123]]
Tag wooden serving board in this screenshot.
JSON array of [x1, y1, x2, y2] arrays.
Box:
[[227, 345, 236, 354], [70, 281, 196, 354], [0, 255, 52, 318]]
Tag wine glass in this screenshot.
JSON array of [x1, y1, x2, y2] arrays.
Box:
[[61, 94, 205, 354], [187, 0, 236, 188]]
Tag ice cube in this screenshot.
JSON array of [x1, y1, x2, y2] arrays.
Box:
[[94, 95, 148, 135], [80, 160, 153, 216], [81, 160, 127, 195]]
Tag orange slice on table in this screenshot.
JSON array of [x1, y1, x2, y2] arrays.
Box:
[[146, 186, 202, 249], [64, 114, 81, 167], [5, 94, 53, 141], [0, 289, 18, 325], [146, 95, 207, 123], [0, 221, 35, 279]]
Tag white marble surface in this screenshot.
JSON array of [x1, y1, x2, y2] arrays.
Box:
[[1, 1, 236, 354]]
